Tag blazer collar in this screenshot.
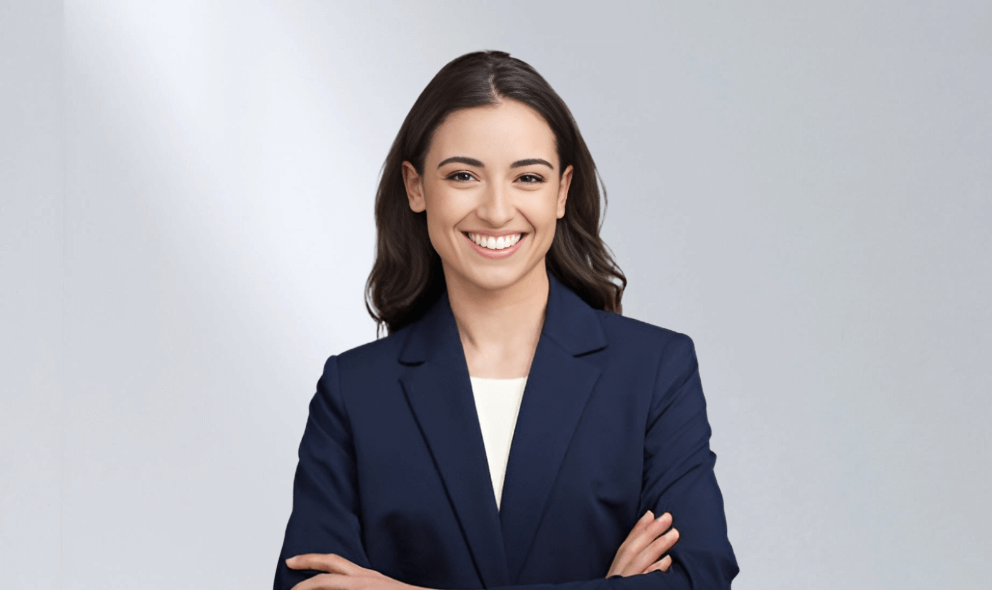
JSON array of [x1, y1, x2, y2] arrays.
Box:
[[397, 271, 607, 585], [398, 270, 607, 364]]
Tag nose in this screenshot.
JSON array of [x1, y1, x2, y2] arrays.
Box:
[[477, 180, 514, 227]]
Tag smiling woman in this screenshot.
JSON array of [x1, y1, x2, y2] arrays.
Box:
[[363, 51, 627, 342], [274, 50, 738, 590], [400, 100, 573, 317]]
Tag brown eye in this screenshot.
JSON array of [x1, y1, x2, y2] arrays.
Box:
[[446, 172, 474, 182], [519, 174, 545, 184]]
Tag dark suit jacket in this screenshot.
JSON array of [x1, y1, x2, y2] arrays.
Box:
[[274, 271, 739, 590]]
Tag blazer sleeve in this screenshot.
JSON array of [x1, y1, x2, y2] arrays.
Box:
[[273, 354, 372, 590], [487, 333, 739, 590]]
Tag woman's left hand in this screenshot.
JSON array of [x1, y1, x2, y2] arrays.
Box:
[[286, 553, 431, 590]]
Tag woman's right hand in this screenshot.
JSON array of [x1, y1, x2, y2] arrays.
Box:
[[605, 510, 680, 577]]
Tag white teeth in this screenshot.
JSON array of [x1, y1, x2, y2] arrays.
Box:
[[468, 233, 521, 250]]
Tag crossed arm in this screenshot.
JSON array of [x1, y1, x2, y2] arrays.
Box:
[[275, 334, 738, 590]]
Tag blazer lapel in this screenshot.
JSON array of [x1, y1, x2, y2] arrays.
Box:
[[498, 273, 607, 581], [397, 271, 608, 586], [398, 289, 510, 588]]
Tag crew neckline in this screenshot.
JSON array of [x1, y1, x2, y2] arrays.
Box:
[[469, 375, 528, 381]]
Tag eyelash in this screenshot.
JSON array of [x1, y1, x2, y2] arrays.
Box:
[[446, 171, 545, 184]]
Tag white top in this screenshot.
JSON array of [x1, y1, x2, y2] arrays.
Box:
[[469, 375, 528, 511]]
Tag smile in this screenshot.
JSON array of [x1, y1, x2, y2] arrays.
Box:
[[462, 232, 527, 258]]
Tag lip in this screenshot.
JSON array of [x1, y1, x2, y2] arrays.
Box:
[[463, 230, 523, 237], [462, 231, 526, 259]]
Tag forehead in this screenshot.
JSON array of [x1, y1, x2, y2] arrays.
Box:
[[429, 100, 557, 164]]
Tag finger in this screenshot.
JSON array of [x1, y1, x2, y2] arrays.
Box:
[[607, 510, 658, 575], [617, 510, 656, 553], [643, 555, 673, 574], [624, 513, 671, 557], [629, 526, 679, 574], [635, 512, 673, 548], [614, 513, 674, 575], [286, 553, 365, 575], [292, 572, 351, 590], [644, 511, 672, 536]]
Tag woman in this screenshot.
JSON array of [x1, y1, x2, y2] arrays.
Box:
[[275, 50, 738, 590]]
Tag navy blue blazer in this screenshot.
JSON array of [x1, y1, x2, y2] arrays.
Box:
[[274, 272, 738, 590]]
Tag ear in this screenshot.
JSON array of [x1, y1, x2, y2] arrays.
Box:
[[402, 161, 426, 213], [556, 164, 573, 219]]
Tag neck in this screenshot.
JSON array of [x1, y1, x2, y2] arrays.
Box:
[[443, 262, 549, 379]]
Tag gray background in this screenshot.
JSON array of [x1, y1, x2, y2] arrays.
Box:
[[2, 1, 990, 588]]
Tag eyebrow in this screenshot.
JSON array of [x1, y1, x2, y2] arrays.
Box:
[[437, 156, 554, 170]]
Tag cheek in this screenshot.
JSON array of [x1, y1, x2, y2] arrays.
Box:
[[523, 198, 560, 230], [423, 202, 462, 254], [424, 217, 449, 255]]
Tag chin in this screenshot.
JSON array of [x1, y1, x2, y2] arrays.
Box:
[[471, 273, 522, 291], [452, 267, 523, 292]]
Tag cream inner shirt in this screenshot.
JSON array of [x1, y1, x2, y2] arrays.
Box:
[[469, 375, 528, 511]]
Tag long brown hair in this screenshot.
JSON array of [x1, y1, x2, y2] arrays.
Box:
[[365, 50, 626, 337]]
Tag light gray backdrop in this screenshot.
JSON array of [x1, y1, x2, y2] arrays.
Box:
[[2, 1, 990, 588]]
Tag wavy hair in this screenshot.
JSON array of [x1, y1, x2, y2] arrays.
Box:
[[365, 50, 626, 337]]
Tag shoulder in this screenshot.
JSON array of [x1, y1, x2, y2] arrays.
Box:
[[594, 308, 695, 355], [311, 324, 414, 391], [589, 309, 699, 391], [590, 312, 704, 416], [335, 327, 407, 369]]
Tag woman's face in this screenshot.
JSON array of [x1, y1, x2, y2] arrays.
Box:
[[401, 99, 573, 295]]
